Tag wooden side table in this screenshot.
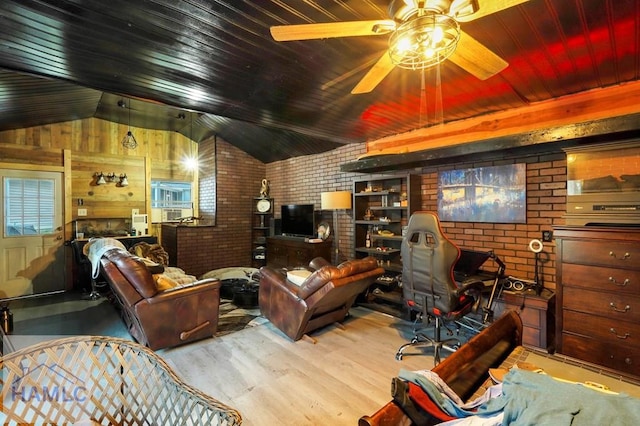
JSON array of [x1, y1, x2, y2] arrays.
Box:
[[494, 288, 555, 352]]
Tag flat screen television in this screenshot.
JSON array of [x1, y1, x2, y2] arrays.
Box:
[[281, 204, 315, 237]]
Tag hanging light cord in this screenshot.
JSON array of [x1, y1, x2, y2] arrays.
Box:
[[122, 100, 138, 149]]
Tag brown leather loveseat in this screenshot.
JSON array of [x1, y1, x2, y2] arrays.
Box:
[[259, 256, 385, 342], [100, 249, 221, 350]]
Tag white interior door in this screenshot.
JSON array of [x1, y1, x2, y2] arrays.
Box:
[[0, 169, 64, 299]]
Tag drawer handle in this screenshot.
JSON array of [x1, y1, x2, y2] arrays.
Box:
[[609, 302, 631, 313], [609, 328, 630, 339], [609, 251, 631, 260], [609, 277, 630, 287]]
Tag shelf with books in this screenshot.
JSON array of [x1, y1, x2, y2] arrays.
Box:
[[352, 174, 420, 318]]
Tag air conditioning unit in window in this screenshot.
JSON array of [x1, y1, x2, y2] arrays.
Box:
[[151, 208, 194, 223]]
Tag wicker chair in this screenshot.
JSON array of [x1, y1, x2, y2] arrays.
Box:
[[1, 336, 242, 425]]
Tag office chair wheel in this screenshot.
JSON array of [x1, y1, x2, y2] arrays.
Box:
[[395, 352, 403, 361]]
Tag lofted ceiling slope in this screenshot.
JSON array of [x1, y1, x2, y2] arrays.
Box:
[[0, 1, 639, 163]]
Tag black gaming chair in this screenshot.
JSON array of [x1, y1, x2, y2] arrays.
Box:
[[396, 212, 484, 365]]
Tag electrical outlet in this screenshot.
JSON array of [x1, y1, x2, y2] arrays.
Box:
[[78, 208, 87, 217], [542, 230, 553, 242]]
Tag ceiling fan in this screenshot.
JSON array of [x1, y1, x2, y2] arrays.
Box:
[[270, 0, 529, 94]]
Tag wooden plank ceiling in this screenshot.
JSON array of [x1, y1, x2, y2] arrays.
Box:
[[0, 0, 638, 163]]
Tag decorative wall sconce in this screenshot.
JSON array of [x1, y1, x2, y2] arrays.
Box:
[[95, 172, 107, 185], [94, 172, 127, 186]]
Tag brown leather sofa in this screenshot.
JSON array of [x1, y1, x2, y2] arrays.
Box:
[[259, 256, 385, 342], [100, 249, 221, 350]]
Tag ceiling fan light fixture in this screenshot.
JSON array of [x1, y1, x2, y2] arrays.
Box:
[[388, 13, 460, 70], [431, 25, 444, 43]]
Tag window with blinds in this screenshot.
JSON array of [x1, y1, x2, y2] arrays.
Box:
[[3, 177, 55, 237]]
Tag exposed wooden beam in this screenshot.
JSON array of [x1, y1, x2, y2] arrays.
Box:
[[341, 81, 640, 173], [341, 115, 640, 173]]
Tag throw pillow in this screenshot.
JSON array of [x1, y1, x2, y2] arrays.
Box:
[[163, 266, 197, 285], [287, 269, 313, 286], [153, 274, 179, 291]]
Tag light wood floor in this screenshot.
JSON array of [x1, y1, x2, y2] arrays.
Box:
[[7, 293, 457, 425], [160, 307, 440, 426], [8, 294, 640, 425]]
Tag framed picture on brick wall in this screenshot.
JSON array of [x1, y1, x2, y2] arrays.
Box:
[[437, 163, 526, 223]]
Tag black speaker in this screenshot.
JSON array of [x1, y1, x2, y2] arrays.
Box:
[[270, 217, 281, 236]]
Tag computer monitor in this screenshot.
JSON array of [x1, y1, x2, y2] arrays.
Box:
[[454, 249, 491, 277]]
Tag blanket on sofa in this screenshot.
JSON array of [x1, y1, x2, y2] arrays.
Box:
[[129, 241, 170, 265], [83, 238, 126, 279]]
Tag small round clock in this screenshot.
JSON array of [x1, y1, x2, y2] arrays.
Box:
[[256, 198, 271, 213]]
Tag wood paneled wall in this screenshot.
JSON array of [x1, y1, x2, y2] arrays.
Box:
[[0, 117, 196, 160], [0, 117, 198, 240]]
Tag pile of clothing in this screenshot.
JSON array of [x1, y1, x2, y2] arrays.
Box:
[[394, 366, 640, 425]]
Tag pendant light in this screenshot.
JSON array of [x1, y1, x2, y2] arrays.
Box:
[[120, 99, 138, 149]]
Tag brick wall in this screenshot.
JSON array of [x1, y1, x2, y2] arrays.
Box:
[[265, 144, 367, 263], [418, 153, 567, 290], [199, 139, 568, 291], [265, 147, 567, 291], [184, 136, 265, 276]]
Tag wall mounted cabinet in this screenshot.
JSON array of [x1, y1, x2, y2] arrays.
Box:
[[353, 174, 421, 318]]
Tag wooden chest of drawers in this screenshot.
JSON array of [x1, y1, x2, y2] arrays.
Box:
[[266, 236, 332, 269], [555, 226, 640, 378]]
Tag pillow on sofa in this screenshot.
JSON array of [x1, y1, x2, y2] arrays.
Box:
[[287, 269, 312, 286], [152, 267, 198, 292], [153, 274, 179, 291], [163, 266, 197, 285]]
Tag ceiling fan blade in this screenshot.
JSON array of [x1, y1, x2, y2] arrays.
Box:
[[270, 20, 395, 41], [448, 30, 508, 80], [456, 0, 530, 22], [351, 52, 396, 94]]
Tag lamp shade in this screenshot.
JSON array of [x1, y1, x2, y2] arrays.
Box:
[[96, 173, 106, 185], [321, 191, 352, 210]]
